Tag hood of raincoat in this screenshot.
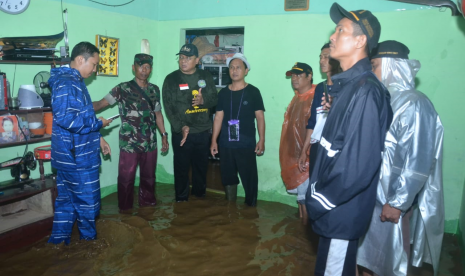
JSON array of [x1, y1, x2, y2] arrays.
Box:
[[381, 57, 420, 94]]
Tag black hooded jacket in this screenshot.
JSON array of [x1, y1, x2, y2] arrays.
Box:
[[305, 58, 393, 240]]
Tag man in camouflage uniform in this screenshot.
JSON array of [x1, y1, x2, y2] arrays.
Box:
[[162, 44, 218, 202], [93, 53, 169, 211]]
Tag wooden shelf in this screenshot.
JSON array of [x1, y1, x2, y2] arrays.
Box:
[[0, 59, 69, 66], [0, 178, 56, 206], [0, 134, 51, 149], [0, 107, 51, 116]]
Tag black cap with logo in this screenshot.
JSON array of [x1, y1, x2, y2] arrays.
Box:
[[330, 3, 381, 53], [371, 40, 410, 59], [176, 44, 199, 57], [286, 62, 313, 77]]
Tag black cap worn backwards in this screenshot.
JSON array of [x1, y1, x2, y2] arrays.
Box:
[[286, 62, 313, 76], [371, 40, 410, 59], [176, 44, 199, 57], [134, 53, 153, 66], [330, 2, 381, 53]]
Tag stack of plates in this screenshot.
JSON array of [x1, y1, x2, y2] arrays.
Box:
[[43, 112, 53, 135]]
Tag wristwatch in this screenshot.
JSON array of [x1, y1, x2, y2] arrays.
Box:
[[162, 132, 169, 137]]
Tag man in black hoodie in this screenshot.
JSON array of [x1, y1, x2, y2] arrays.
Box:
[[305, 3, 392, 275]]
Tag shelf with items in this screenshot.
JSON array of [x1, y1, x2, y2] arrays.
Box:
[[0, 108, 52, 149]]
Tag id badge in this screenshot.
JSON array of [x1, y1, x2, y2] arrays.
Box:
[[228, 119, 240, 141]]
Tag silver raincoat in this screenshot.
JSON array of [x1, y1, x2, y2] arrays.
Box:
[[357, 58, 444, 276]]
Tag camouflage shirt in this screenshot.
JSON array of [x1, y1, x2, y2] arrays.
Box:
[[105, 79, 161, 153]]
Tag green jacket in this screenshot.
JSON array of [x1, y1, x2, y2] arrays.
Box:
[[162, 69, 218, 134]]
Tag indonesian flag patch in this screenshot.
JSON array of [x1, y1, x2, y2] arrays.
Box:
[[179, 84, 189, 90]]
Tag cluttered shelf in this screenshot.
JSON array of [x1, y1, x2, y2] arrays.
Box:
[[0, 108, 52, 149]]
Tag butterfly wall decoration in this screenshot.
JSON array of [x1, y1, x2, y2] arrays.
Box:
[[96, 35, 119, 76]]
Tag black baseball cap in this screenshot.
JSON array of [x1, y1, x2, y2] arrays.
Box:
[[371, 40, 410, 59], [176, 44, 199, 57], [286, 62, 313, 76], [330, 3, 381, 53]]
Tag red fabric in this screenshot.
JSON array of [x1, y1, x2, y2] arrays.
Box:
[[279, 85, 315, 190]]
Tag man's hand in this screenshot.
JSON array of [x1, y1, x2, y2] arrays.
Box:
[[210, 141, 218, 157], [255, 139, 265, 156], [380, 203, 402, 224], [99, 117, 112, 127], [192, 88, 204, 106], [100, 137, 111, 156], [180, 126, 190, 146], [321, 93, 333, 111], [298, 150, 309, 172], [161, 136, 169, 153]]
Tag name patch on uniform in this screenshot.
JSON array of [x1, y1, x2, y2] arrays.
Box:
[[179, 84, 189, 90]]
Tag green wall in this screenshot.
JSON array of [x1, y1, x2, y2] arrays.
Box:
[[155, 10, 465, 233], [1, 0, 464, 234]]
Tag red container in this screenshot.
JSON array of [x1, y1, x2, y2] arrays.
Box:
[[34, 145, 52, 160]]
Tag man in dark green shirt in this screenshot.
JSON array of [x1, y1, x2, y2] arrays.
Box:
[[162, 44, 218, 202]]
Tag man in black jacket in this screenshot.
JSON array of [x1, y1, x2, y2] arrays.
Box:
[[305, 3, 392, 275], [162, 44, 218, 202]]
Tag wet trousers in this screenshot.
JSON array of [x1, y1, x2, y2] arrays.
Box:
[[172, 132, 209, 201], [315, 237, 358, 276], [48, 168, 100, 244], [219, 147, 258, 206], [118, 149, 157, 211]]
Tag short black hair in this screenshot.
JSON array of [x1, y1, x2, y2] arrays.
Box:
[[321, 43, 330, 50], [352, 22, 369, 55], [71, 42, 99, 61]]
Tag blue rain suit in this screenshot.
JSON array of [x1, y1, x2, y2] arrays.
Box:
[[48, 66, 103, 244]]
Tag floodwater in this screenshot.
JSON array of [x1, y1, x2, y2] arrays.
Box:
[[0, 184, 461, 276]]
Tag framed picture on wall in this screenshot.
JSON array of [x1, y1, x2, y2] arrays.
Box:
[[95, 35, 120, 77], [0, 115, 20, 144], [285, 0, 309, 11]]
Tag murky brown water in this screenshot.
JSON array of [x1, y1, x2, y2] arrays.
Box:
[[0, 183, 461, 276]]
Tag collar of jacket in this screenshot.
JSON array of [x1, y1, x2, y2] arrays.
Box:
[[331, 57, 372, 90], [61, 66, 84, 81]]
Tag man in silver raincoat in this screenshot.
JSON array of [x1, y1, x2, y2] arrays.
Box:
[[357, 40, 445, 276]]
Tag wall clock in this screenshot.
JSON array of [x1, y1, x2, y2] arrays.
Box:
[[0, 0, 31, 15]]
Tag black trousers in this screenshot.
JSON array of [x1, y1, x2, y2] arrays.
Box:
[[309, 142, 320, 179], [219, 147, 258, 206], [172, 131, 210, 201], [315, 237, 358, 276]]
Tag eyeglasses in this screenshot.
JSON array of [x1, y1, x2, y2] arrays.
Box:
[[179, 56, 195, 61]]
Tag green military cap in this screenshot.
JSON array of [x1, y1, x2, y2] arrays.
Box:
[[134, 53, 153, 66]]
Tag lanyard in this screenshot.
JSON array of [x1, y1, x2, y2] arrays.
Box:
[[230, 87, 245, 121]]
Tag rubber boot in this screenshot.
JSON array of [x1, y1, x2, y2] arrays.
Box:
[[224, 185, 238, 201]]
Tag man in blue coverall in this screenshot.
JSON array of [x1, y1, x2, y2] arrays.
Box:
[[48, 42, 112, 244]]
